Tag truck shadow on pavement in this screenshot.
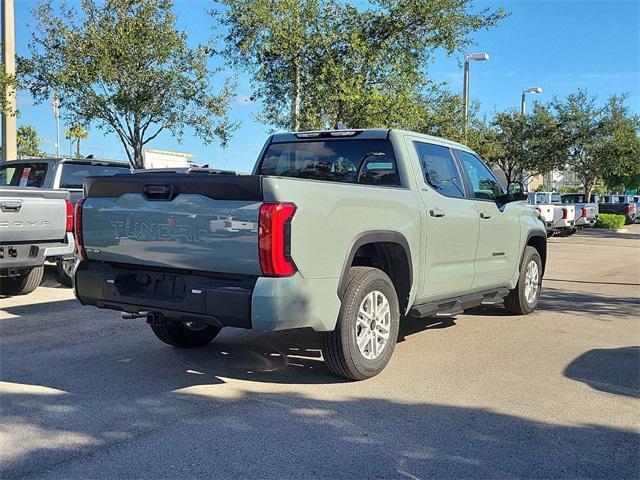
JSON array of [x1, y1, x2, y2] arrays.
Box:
[[1, 384, 638, 478], [564, 346, 640, 398]]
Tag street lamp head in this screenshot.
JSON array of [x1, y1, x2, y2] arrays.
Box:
[[524, 87, 543, 94], [465, 52, 490, 62]]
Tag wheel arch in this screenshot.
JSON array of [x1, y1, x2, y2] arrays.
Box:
[[525, 230, 547, 276], [337, 231, 413, 313]]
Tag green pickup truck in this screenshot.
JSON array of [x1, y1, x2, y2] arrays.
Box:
[[73, 129, 547, 380]]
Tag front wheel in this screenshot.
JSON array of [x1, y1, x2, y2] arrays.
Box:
[[322, 267, 400, 380], [504, 246, 542, 315], [150, 321, 221, 348]]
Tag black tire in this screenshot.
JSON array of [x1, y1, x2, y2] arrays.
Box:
[[55, 259, 74, 287], [150, 321, 221, 348], [0, 265, 44, 296], [321, 267, 400, 381], [504, 246, 542, 315]]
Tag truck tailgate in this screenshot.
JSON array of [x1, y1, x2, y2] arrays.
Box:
[[81, 172, 263, 275], [0, 187, 68, 243]]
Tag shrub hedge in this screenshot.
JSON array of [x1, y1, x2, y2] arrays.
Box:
[[594, 213, 626, 230]]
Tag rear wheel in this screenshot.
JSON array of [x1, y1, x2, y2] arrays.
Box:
[[322, 267, 400, 380], [0, 266, 44, 296], [504, 246, 542, 315], [150, 321, 221, 348], [55, 259, 75, 287]]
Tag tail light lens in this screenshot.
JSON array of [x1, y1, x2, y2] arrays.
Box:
[[627, 205, 633, 214], [562, 208, 568, 220], [65, 199, 74, 232], [258, 202, 297, 276], [74, 198, 86, 259], [581, 207, 587, 218]]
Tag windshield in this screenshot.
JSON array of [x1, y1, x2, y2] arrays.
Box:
[[0, 162, 49, 187], [59, 163, 129, 189], [259, 139, 400, 186]]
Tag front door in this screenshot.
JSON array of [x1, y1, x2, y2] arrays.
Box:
[[406, 138, 480, 300], [453, 149, 521, 289]]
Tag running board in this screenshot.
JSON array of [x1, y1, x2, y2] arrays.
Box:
[[409, 288, 510, 318]]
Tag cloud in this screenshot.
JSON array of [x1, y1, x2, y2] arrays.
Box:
[[234, 95, 254, 106]]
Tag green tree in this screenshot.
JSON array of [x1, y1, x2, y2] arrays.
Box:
[[213, 0, 505, 130], [551, 90, 638, 198], [19, 0, 236, 169], [17, 125, 42, 158], [597, 94, 640, 193], [473, 105, 565, 185], [65, 124, 89, 157]]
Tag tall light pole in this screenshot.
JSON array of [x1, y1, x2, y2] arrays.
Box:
[[51, 94, 61, 157], [2, 0, 17, 161], [521, 86, 543, 115], [462, 52, 489, 140]]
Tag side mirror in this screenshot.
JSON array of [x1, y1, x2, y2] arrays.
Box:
[[497, 181, 527, 204], [508, 181, 525, 196]]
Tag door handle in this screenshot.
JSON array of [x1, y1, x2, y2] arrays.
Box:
[[0, 202, 22, 212], [480, 212, 492, 219], [430, 208, 446, 218]]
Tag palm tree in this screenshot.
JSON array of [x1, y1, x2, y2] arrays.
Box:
[[65, 124, 88, 157]]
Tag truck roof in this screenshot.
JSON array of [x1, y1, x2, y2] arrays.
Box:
[[2, 157, 129, 167], [270, 128, 475, 152]]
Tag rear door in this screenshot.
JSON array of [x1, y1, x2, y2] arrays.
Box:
[[405, 138, 479, 300], [453, 149, 521, 289]]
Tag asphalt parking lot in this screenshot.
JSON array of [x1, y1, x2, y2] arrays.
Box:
[[1, 225, 639, 479]]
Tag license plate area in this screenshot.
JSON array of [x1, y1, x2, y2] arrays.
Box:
[[115, 271, 188, 302]]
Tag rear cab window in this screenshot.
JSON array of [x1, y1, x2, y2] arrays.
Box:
[[258, 139, 400, 187], [0, 162, 48, 187], [59, 163, 130, 189]]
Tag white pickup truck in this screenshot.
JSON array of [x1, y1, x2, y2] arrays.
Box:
[[560, 194, 599, 229], [0, 186, 75, 295], [527, 192, 575, 236]]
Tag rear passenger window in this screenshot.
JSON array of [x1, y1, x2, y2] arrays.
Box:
[[455, 150, 504, 201], [413, 142, 465, 198]]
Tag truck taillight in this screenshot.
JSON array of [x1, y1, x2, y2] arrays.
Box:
[[562, 208, 568, 220], [74, 198, 86, 259], [627, 205, 633, 214], [581, 207, 587, 218], [65, 199, 74, 232], [258, 202, 297, 277]]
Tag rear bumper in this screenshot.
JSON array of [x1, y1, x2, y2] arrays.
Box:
[[74, 261, 254, 328], [554, 220, 575, 228], [73, 261, 341, 332], [0, 233, 75, 274], [575, 217, 597, 227]]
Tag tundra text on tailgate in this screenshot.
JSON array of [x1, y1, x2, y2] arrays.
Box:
[[74, 129, 547, 380]]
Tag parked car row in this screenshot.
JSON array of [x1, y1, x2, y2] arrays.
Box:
[[527, 191, 595, 237], [527, 191, 638, 237]]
